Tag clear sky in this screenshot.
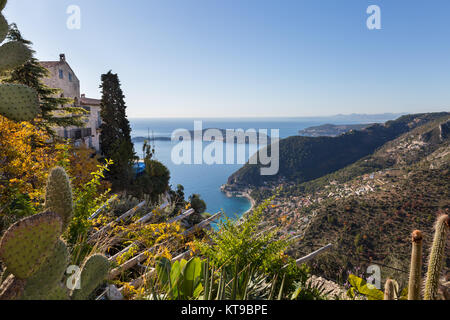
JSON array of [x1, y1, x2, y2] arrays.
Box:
[[4, 0, 450, 118]]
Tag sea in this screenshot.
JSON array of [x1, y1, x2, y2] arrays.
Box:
[[129, 115, 400, 220]]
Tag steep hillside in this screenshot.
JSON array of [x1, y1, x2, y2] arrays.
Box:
[[257, 114, 450, 286], [228, 112, 449, 187]]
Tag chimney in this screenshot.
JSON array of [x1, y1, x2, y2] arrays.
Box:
[[60, 54, 66, 62]]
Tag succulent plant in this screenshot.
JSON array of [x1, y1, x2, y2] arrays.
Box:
[[0, 12, 7, 42], [70, 254, 110, 300], [0, 211, 62, 279], [0, 40, 32, 72], [408, 230, 423, 300], [424, 214, 449, 300], [0, 166, 111, 300], [45, 166, 74, 231], [0, 83, 40, 122], [0, 0, 40, 122], [383, 278, 398, 300], [21, 239, 70, 300]]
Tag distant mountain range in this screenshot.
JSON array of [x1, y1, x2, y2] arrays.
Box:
[[227, 112, 450, 187]]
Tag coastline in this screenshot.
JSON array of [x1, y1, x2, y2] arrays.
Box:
[[220, 184, 256, 215], [240, 192, 256, 215]]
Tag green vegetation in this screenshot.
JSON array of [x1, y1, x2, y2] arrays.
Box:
[[99, 71, 137, 191]]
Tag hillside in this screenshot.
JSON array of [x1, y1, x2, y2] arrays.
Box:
[[227, 112, 449, 187], [256, 114, 450, 286]]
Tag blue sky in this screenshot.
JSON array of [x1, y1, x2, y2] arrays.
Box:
[[4, 0, 450, 117]]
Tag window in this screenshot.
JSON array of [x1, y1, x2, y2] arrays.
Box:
[[59, 69, 64, 79], [68, 72, 72, 82]]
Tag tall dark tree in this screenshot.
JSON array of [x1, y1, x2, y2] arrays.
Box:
[[2, 24, 85, 134], [99, 70, 136, 190]]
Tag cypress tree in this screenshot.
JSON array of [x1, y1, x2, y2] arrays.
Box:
[[2, 24, 85, 134], [99, 70, 136, 190]]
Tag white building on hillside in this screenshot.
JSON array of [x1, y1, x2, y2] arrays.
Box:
[[40, 54, 102, 152]]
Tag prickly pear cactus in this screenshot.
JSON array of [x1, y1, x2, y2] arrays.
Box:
[[70, 254, 110, 300], [0, 84, 40, 121], [0, 0, 40, 122], [0, 211, 62, 279], [0, 13, 7, 43], [0, 41, 32, 72], [45, 167, 74, 231], [21, 239, 70, 300], [47, 283, 70, 300]]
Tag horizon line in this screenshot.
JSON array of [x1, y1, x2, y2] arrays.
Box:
[[127, 112, 409, 120]]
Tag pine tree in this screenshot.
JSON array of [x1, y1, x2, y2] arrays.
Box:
[[99, 71, 136, 190], [2, 24, 86, 135]]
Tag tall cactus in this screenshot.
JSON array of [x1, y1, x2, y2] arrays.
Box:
[[424, 214, 449, 300], [383, 278, 398, 300], [408, 230, 423, 300], [0, 0, 40, 122], [45, 166, 74, 231]]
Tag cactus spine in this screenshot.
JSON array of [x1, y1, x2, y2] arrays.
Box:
[[424, 214, 449, 300], [383, 278, 398, 300], [407, 230, 423, 300], [45, 166, 74, 231]]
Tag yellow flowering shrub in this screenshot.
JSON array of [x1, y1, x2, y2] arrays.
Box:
[[0, 116, 67, 206]]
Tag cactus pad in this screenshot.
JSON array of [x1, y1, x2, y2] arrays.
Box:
[[0, 211, 62, 279], [0, 84, 40, 121], [0, 13, 7, 43], [47, 283, 70, 300], [70, 254, 110, 300], [45, 166, 74, 231], [21, 239, 69, 300], [0, 41, 32, 72]]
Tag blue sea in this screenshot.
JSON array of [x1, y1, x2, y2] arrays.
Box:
[[129, 115, 399, 220]]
